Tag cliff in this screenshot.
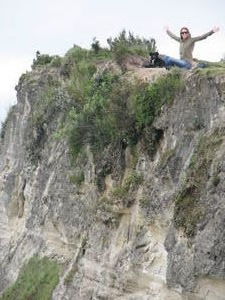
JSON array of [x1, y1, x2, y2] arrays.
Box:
[[1, 42, 225, 299]]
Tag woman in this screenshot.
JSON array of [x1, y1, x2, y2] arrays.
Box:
[[161, 26, 220, 69]]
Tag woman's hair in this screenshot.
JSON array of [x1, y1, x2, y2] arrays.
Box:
[[180, 27, 191, 39]]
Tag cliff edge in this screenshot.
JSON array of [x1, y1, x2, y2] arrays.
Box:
[[1, 42, 225, 299]]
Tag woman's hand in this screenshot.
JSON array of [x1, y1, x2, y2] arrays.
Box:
[[212, 26, 220, 33], [163, 26, 169, 32]]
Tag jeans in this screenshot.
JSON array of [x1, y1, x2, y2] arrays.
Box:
[[161, 55, 192, 69]]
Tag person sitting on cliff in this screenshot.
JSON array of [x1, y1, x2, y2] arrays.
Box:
[[159, 26, 220, 69]]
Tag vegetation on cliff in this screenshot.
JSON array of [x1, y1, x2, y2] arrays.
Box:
[[174, 128, 225, 237], [17, 31, 184, 171], [0, 256, 59, 300], [63, 50, 183, 160]]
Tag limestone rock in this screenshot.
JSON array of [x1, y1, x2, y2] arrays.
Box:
[[1, 59, 225, 300]]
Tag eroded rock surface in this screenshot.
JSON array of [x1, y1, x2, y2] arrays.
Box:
[[1, 62, 225, 299]]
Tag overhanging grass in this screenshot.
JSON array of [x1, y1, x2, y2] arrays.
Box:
[[131, 68, 184, 129]]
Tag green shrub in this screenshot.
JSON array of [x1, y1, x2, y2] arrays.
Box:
[[66, 60, 97, 106], [132, 69, 183, 129], [65, 68, 183, 161], [64, 46, 91, 66], [50, 55, 63, 67], [31, 51, 56, 69], [67, 72, 136, 158], [64, 45, 111, 71], [107, 30, 156, 64], [63, 45, 112, 103], [0, 256, 59, 300]]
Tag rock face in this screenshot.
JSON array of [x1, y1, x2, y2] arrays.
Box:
[[1, 61, 225, 300]]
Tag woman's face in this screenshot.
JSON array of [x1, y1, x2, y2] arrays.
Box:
[[180, 28, 190, 40]]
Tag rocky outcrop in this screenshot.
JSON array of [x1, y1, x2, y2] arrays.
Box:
[[1, 59, 225, 300]]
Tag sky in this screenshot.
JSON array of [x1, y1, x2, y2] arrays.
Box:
[[1, 0, 225, 122]]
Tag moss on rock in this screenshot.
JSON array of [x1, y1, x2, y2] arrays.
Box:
[[174, 128, 225, 237], [0, 256, 59, 300]]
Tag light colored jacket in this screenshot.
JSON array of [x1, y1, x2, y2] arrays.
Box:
[[167, 30, 214, 63]]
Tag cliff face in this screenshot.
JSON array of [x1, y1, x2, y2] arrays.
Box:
[[1, 54, 225, 299]]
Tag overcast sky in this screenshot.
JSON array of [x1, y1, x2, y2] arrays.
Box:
[[1, 0, 225, 122]]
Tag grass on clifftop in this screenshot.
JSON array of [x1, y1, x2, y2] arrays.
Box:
[[31, 30, 156, 70], [0, 256, 59, 300], [194, 61, 225, 77]]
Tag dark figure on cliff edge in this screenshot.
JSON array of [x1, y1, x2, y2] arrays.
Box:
[[146, 26, 220, 69], [160, 26, 220, 69]]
